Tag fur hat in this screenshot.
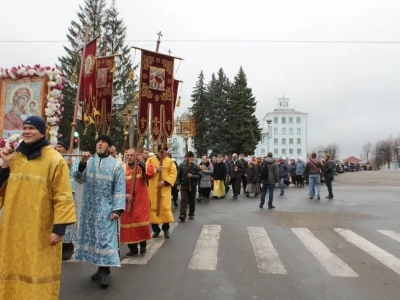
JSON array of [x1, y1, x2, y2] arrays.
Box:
[[95, 135, 112, 146]]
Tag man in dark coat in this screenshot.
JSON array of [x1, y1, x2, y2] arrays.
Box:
[[239, 153, 249, 194], [176, 151, 202, 221], [228, 153, 244, 199], [323, 155, 335, 199], [259, 152, 279, 209]]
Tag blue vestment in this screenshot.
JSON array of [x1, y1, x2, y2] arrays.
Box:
[[63, 157, 79, 243], [73, 155, 126, 266]]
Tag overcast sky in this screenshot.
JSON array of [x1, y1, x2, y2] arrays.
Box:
[[1, 0, 399, 158]]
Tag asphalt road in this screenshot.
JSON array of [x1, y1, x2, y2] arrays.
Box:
[[60, 171, 400, 300]]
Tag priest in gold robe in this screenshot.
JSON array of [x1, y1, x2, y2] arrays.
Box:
[[146, 144, 177, 238], [0, 116, 76, 300]]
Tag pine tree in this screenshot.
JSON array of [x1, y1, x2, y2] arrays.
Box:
[[102, 0, 137, 152], [206, 68, 230, 156], [58, 0, 107, 152], [225, 66, 260, 155], [189, 71, 209, 157]]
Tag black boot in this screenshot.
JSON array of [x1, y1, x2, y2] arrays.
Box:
[[125, 243, 139, 257], [139, 241, 147, 254]]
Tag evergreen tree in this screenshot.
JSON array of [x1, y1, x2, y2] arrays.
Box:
[[189, 71, 209, 157], [225, 66, 260, 155], [58, 0, 136, 152], [58, 0, 107, 151], [102, 0, 137, 152], [206, 68, 230, 156]]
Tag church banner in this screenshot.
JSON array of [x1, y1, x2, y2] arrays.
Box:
[[138, 49, 175, 141], [81, 38, 97, 116], [96, 56, 114, 131]]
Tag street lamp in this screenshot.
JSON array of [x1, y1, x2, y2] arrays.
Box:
[[266, 119, 272, 155]]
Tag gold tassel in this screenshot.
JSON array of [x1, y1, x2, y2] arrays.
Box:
[[176, 96, 181, 107], [71, 71, 77, 83], [46, 125, 51, 141], [128, 69, 134, 80], [110, 65, 116, 73]]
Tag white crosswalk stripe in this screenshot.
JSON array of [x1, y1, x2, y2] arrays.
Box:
[[188, 225, 221, 270], [292, 228, 358, 277], [121, 223, 178, 265], [335, 228, 400, 275], [247, 226, 287, 274], [377, 230, 400, 243]]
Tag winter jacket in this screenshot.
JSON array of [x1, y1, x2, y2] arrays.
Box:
[[228, 160, 244, 179], [213, 161, 228, 180], [240, 158, 249, 176], [245, 167, 258, 183], [279, 162, 288, 178], [305, 158, 323, 175], [323, 160, 335, 179], [296, 161, 305, 175], [289, 163, 297, 177], [199, 161, 213, 188], [177, 162, 202, 187], [261, 157, 279, 185]]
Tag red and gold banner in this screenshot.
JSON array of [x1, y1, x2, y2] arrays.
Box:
[[96, 56, 114, 130], [80, 38, 97, 116], [138, 50, 175, 142]]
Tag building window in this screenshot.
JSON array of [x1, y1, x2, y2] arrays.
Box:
[[274, 138, 278, 144], [297, 128, 301, 134], [289, 128, 293, 135], [289, 138, 293, 145], [176, 127, 180, 134], [297, 149, 301, 154], [261, 148, 265, 155], [282, 117, 286, 124], [297, 138, 301, 144], [282, 149, 286, 155], [289, 117, 293, 124], [274, 149, 278, 155], [282, 138, 286, 145], [289, 149, 293, 154], [274, 128, 278, 134], [297, 117, 301, 124], [173, 138, 177, 143], [274, 117, 278, 124], [282, 128, 286, 134], [262, 135, 266, 143]]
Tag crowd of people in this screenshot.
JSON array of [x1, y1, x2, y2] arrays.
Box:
[[0, 115, 336, 299]]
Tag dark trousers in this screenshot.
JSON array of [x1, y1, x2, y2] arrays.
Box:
[[231, 178, 241, 197], [241, 175, 247, 193], [151, 223, 170, 233], [325, 177, 334, 197], [297, 175, 304, 186], [128, 241, 147, 251], [200, 187, 211, 199], [180, 185, 196, 216], [171, 185, 179, 202]]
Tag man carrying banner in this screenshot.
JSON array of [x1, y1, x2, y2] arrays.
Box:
[[120, 148, 152, 256], [146, 144, 177, 238]]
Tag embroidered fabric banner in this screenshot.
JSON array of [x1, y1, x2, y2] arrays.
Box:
[[80, 38, 97, 116], [96, 56, 114, 131], [138, 50, 175, 142]]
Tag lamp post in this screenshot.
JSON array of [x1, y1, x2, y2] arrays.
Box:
[[396, 146, 400, 170]]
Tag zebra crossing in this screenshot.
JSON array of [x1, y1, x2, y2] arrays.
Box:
[[64, 224, 400, 279]]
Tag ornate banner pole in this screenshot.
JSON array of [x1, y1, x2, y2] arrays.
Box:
[[69, 25, 90, 154]]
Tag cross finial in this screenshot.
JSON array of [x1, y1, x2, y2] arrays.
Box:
[[157, 31, 163, 41], [168, 49, 172, 55]]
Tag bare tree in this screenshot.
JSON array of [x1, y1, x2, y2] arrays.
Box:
[[324, 143, 340, 160], [362, 142, 372, 163]]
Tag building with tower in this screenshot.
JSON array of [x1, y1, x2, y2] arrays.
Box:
[[254, 96, 308, 158]]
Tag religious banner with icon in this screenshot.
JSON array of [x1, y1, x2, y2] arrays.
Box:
[[138, 49, 175, 141], [81, 38, 97, 116], [96, 55, 114, 131]]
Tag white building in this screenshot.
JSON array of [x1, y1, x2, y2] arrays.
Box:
[[255, 97, 308, 159]]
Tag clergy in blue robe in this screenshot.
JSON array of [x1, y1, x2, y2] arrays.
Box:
[[73, 135, 126, 288]]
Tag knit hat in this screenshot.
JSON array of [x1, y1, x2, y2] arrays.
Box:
[[23, 116, 46, 134], [95, 135, 113, 146], [57, 139, 69, 151]]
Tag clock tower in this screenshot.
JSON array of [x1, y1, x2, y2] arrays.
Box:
[[278, 95, 289, 109]]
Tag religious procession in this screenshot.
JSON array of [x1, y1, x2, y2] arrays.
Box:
[[0, 29, 188, 299]]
